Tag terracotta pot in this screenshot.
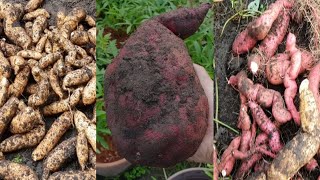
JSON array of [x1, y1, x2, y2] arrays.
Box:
[[167, 168, 211, 180], [97, 158, 131, 177], [96, 135, 131, 177]]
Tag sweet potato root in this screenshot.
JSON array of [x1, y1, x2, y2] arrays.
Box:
[[32, 111, 73, 161], [0, 77, 9, 108], [42, 137, 76, 180], [0, 160, 38, 180], [23, 8, 50, 21], [49, 68, 65, 99], [248, 9, 290, 74], [74, 110, 96, 152], [10, 107, 42, 134], [265, 53, 290, 85], [82, 76, 96, 105], [42, 87, 82, 115], [0, 124, 45, 152], [62, 63, 95, 90], [76, 130, 88, 170], [228, 71, 291, 124], [218, 136, 241, 176], [25, 0, 43, 13], [48, 169, 95, 180], [0, 97, 19, 137]]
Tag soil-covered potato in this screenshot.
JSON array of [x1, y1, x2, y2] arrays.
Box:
[[0, 160, 38, 180], [105, 4, 210, 167]]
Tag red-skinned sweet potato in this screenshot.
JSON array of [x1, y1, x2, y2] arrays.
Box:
[[105, 4, 210, 167]]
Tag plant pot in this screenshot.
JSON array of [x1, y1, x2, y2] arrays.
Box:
[[96, 135, 131, 177], [97, 158, 131, 177], [167, 168, 211, 180]]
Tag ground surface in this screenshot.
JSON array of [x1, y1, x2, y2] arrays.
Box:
[[2, 0, 95, 178], [214, 0, 320, 179]]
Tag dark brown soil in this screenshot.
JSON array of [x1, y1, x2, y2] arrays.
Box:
[[214, 0, 319, 179], [2, 0, 95, 178], [105, 19, 208, 167]]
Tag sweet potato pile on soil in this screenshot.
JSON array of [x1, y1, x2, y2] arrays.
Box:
[[0, 0, 96, 179], [105, 4, 211, 167], [214, 0, 320, 179]]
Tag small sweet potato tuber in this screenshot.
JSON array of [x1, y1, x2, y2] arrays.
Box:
[[62, 63, 95, 90], [17, 50, 42, 60], [74, 110, 96, 152], [0, 123, 45, 152], [228, 71, 291, 124], [42, 137, 76, 180], [9, 66, 30, 97], [9, 55, 26, 75], [32, 111, 73, 161], [42, 87, 82, 115], [23, 8, 50, 21], [76, 130, 88, 170], [0, 160, 39, 180], [0, 77, 9, 108], [218, 136, 241, 176], [10, 107, 42, 134], [28, 76, 50, 107], [0, 51, 11, 79], [82, 76, 96, 105], [25, 0, 44, 13], [48, 169, 95, 180], [48, 68, 65, 99], [0, 97, 19, 137], [32, 15, 47, 43]]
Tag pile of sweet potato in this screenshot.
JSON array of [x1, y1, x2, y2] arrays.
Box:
[[0, 0, 96, 179], [216, 0, 320, 179]]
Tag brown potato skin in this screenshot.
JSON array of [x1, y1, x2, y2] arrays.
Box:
[[0, 160, 39, 180], [0, 97, 19, 137], [48, 169, 95, 180]]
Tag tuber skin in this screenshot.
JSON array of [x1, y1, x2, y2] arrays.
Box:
[[0, 160, 39, 180], [249, 101, 282, 153], [105, 4, 210, 167], [228, 71, 291, 124], [0, 97, 19, 137], [218, 136, 241, 176], [232, 0, 293, 55], [0, 77, 9, 108], [154, 3, 211, 39], [248, 9, 291, 74]]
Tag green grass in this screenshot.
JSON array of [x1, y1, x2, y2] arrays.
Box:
[[97, 0, 213, 179], [12, 154, 23, 164]]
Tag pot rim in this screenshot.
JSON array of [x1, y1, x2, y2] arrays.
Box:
[[97, 158, 131, 167], [167, 167, 211, 180]]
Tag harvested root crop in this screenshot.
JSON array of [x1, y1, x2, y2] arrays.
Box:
[[0, 160, 38, 180], [48, 169, 95, 180], [77, 130, 89, 170]]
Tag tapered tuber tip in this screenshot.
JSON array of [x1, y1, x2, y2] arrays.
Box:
[[221, 170, 226, 177], [250, 62, 259, 74], [299, 79, 309, 94]]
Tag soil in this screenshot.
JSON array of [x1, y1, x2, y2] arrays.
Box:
[[1, 0, 95, 178], [105, 19, 208, 167], [214, 0, 320, 179]]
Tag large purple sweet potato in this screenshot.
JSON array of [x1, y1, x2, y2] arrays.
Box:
[[105, 4, 210, 167]]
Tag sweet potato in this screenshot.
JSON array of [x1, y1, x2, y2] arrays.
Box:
[[25, 21, 33, 37], [75, 45, 88, 58], [0, 51, 11, 79], [67, 55, 93, 68], [0, 97, 19, 137], [42, 87, 82, 115], [23, 8, 50, 21], [218, 136, 241, 176], [74, 110, 96, 152], [82, 76, 96, 105], [17, 50, 42, 60], [249, 101, 282, 152], [52, 59, 66, 77], [63, 63, 95, 90], [0, 77, 9, 108], [0, 39, 21, 57], [106, 4, 209, 167], [28, 76, 50, 107], [265, 79, 320, 179], [32, 111, 73, 161], [32, 15, 47, 43], [0, 160, 38, 180], [49, 68, 65, 99], [248, 10, 290, 74], [71, 29, 89, 46], [42, 137, 76, 180], [35, 35, 47, 53], [87, 27, 96, 45], [10, 107, 42, 134], [4, 24, 32, 50], [56, 11, 65, 29], [48, 169, 95, 180], [25, 0, 44, 13], [88, 147, 96, 168], [85, 15, 95, 27], [9, 66, 30, 97], [228, 71, 291, 124], [9, 55, 25, 75], [0, 123, 45, 152], [76, 130, 88, 170], [45, 38, 53, 53], [265, 53, 290, 85], [60, 7, 86, 39], [39, 52, 62, 69]]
